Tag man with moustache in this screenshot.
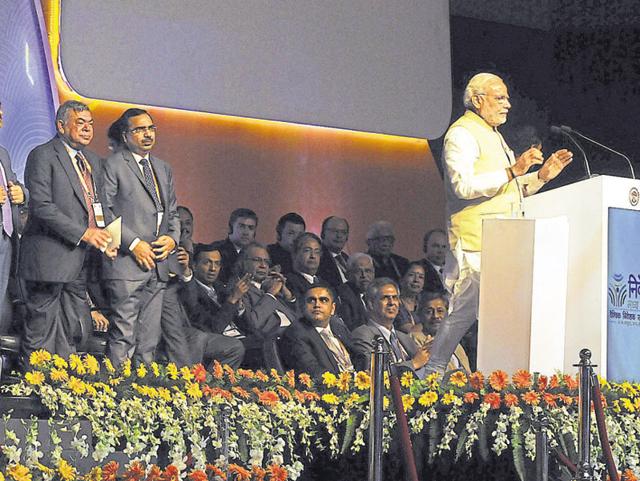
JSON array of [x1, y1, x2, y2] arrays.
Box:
[[317, 216, 350, 289], [267, 212, 305, 275], [425, 72, 573, 374], [102, 108, 179, 366], [19, 100, 114, 362]]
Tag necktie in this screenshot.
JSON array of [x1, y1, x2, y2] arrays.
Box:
[[75, 152, 97, 228], [335, 252, 348, 272], [389, 330, 407, 362], [207, 286, 219, 306], [320, 329, 353, 372], [0, 163, 13, 237], [139, 158, 162, 210]]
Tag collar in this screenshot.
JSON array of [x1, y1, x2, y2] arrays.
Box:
[[462, 109, 499, 133], [251, 280, 262, 289], [60, 139, 79, 159], [131, 152, 150, 164], [315, 325, 334, 336], [195, 278, 216, 293], [370, 321, 396, 344], [299, 271, 315, 283]]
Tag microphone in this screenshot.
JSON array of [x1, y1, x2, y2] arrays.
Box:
[[558, 125, 635, 179], [550, 125, 593, 179]]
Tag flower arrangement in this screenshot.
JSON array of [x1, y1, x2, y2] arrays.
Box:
[[2, 350, 640, 480]]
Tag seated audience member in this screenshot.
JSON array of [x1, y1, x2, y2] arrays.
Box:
[[285, 232, 325, 301], [395, 262, 428, 344], [211, 208, 258, 283], [418, 291, 470, 373], [234, 242, 297, 335], [352, 278, 428, 377], [267, 212, 305, 275], [280, 283, 354, 378], [417, 228, 457, 293], [336, 253, 374, 331], [317, 216, 350, 289], [106, 117, 126, 153], [366, 221, 409, 282], [177, 205, 195, 254]]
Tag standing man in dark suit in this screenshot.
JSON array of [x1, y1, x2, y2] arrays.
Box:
[[417, 228, 452, 293], [317, 216, 350, 289], [336, 253, 374, 331], [281, 283, 354, 378], [19, 100, 114, 361], [0, 101, 27, 333], [267, 212, 305, 275], [102, 108, 180, 366], [211, 208, 258, 283]]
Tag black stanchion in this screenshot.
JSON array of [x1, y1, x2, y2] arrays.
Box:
[[221, 404, 232, 478], [533, 414, 550, 481], [388, 365, 419, 481], [590, 369, 620, 481], [368, 337, 387, 481], [573, 348, 594, 481]]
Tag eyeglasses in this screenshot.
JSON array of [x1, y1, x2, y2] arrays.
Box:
[[129, 125, 157, 135], [477, 93, 510, 105], [373, 235, 395, 243], [249, 257, 271, 266]]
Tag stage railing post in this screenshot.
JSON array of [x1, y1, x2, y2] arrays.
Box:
[[573, 348, 594, 481], [533, 414, 550, 481], [221, 404, 232, 477], [368, 336, 387, 481]]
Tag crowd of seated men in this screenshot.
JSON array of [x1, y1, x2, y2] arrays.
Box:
[[0, 101, 476, 380]]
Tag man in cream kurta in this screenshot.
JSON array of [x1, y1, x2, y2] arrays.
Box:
[[425, 73, 573, 374]]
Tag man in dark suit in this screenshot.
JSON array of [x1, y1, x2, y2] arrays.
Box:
[[336, 253, 374, 331], [0, 101, 27, 333], [366, 221, 409, 282], [317, 216, 350, 289], [351, 278, 429, 376], [19, 100, 115, 361], [417, 228, 449, 292], [281, 283, 354, 378], [266, 212, 305, 275], [211, 208, 258, 283], [285, 232, 325, 301], [102, 108, 180, 366]]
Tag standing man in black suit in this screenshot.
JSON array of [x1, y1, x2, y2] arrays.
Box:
[[212, 208, 258, 283], [366, 221, 409, 282], [417, 229, 451, 293], [102, 108, 180, 366], [317, 216, 350, 289], [281, 283, 354, 378], [19, 100, 114, 361], [336, 253, 374, 331], [285, 232, 325, 301], [0, 101, 26, 333], [267, 212, 305, 275]]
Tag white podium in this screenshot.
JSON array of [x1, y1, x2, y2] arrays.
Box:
[[478, 217, 569, 375]]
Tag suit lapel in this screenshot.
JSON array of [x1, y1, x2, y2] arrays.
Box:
[[309, 325, 340, 372], [53, 138, 88, 212], [124, 150, 158, 206], [149, 155, 166, 208]]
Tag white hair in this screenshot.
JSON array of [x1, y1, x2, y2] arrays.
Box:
[[366, 220, 393, 240], [463, 73, 504, 110]]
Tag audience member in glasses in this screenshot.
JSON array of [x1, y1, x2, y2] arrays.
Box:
[[336, 253, 375, 331], [285, 232, 326, 302], [317, 216, 350, 289], [366, 220, 409, 283]]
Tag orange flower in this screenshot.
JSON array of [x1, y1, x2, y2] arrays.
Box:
[[255, 370, 269, 382], [224, 365, 237, 383], [285, 370, 296, 387], [522, 390, 541, 406], [252, 466, 266, 481], [276, 385, 292, 401], [212, 361, 224, 379], [449, 371, 468, 387], [206, 465, 227, 480], [146, 466, 163, 481], [511, 370, 532, 389], [298, 373, 312, 388], [192, 364, 207, 383], [232, 386, 250, 399], [188, 470, 208, 481], [623, 468, 638, 481], [469, 371, 485, 390], [102, 461, 119, 481], [162, 465, 179, 481], [303, 390, 320, 401], [203, 386, 233, 400], [537, 375, 548, 391], [488, 370, 509, 391], [543, 393, 557, 408], [270, 369, 281, 383], [463, 392, 479, 404], [294, 390, 306, 403], [504, 393, 519, 407], [123, 461, 145, 481], [563, 374, 579, 391], [267, 464, 288, 481], [549, 374, 560, 389], [229, 464, 251, 481], [236, 368, 255, 379], [483, 392, 501, 409], [258, 390, 280, 407]]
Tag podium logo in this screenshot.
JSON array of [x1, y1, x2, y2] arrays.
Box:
[[608, 273, 628, 307], [629, 187, 639, 207]]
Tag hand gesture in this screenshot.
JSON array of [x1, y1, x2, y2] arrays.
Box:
[[228, 273, 252, 304], [81, 227, 112, 251], [91, 310, 110, 332], [538, 149, 573, 183], [132, 240, 156, 271], [176, 246, 191, 276], [152, 235, 176, 261], [411, 343, 431, 370], [0, 185, 6, 205], [7, 182, 24, 204], [512, 147, 544, 177]]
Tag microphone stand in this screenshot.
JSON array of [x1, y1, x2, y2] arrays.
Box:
[[565, 127, 635, 179], [551, 126, 593, 179]]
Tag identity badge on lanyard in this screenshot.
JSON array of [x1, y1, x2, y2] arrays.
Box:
[[92, 202, 106, 228]]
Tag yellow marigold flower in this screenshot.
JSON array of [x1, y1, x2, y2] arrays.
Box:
[[29, 349, 52, 367], [321, 393, 340, 405], [383, 396, 390, 409], [166, 363, 179, 380], [613, 400, 621, 413], [122, 359, 132, 377], [157, 387, 172, 401], [0, 470, 4, 481], [58, 459, 75, 481], [50, 368, 69, 382], [344, 393, 361, 407], [25, 371, 45, 386], [337, 371, 351, 391], [102, 358, 115, 374], [442, 391, 460, 406], [85, 384, 98, 397], [151, 362, 161, 377], [425, 372, 440, 389], [621, 397, 636, 412], [322, 372, 337, 388], [354, 371, 371, 390], [181, 366, 194, 381], [84, 355, 100, 375], [402, 394, 415, 412], [108, 377, 123, 386], [52, 355, 68, 369], [34, 463, 54, 475], [449, 371, 468, 388], [87, 467, 101, 481], [418, 391, 438, 407], [137, 363, 147, 378], [7, 464, 32, 481], [69, 354, 86, 375], [67, 376, 86, 395], [634, 397, 640, 411], [400, 371, 414, 388], [383, 371, 390, 389], [186, 382, 203, 399]]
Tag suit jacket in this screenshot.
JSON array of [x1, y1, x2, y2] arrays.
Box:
[[317, 245, 348, 289], [0, 146, 26, 274], [416, 259, 446, 292], [351, 320, 418, 373], [369, 252, 410, 282], [19, 137, 108, 282], [280, 316, 355, 378], [336, 281, 368, 331], [178, 277, 240, 334], [210, 238, 240, 283], [101, 149, 179, 282], [266, 242, 293, 275], [241, 284, 297, 335], [285, 271, 325, 302]]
